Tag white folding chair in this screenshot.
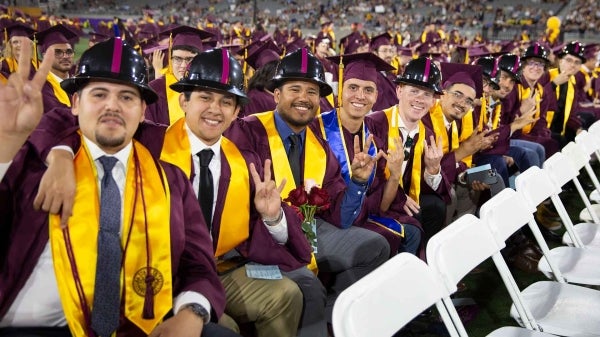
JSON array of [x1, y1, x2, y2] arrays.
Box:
[[575, 131, 600, 203], [331, 253, 459, 337], [588, 119, 600, 139], [479, 188, 600, 336], [560, 141, 600, 223], [426, 214, 555, 337]]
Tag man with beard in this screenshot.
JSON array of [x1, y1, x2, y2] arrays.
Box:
[[35, 24, 79, 113], [226, 48, 390, 337], [0, 37, 236, 337]]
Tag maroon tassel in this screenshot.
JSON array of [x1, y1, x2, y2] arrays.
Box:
[[142, 266, 155, 319]]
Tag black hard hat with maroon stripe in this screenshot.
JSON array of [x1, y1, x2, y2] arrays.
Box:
[[497, 53, 521, 83], [521, 42, 550, 64], [266, 47, 333, 97], [394, 56, 443, 95], [557, 41, 586, 63], [474, 56, 501, 90], [170, 48, 249, 105], [61, 37, 158, 104]]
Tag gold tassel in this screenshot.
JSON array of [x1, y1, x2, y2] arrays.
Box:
[[337, 53, 344, 108], [32, 34, 39, 69], [168, 33, 173, 74], [243, 46, 248, 88]]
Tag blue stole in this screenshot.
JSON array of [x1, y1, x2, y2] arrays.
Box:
[[319, 109, 376, 186], [319, 109, 403, 237]]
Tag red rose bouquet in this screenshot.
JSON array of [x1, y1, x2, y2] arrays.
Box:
[[284, 185, 330, 253]]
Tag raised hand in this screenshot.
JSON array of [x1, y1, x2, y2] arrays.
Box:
[[382, 136, 404, 180], [350, 134, 384, 183], [152, 49, 165, 80], [423, 135, 443, 175], [0, 38, 55, 162], [250, 159, 286, 221]]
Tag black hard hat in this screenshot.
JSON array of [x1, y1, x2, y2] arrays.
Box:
[[557, 41, 585, 63], [521, 42, 550, 64], [497, 53, 521, 83], [266, 48, 333, 97], [394, 57, 443, 95], [61, 37, 157, 104], [474, 56, 501, 90], [170, 48, 249, 105]]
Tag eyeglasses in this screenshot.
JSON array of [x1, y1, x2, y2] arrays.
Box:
[[447, 90, 475, 107], [378, 47, 396, 54], [54, 49, 74, 58], [172, 56, 195, 65], [525, 60, 546, 69], [561, 56, 582, 66]]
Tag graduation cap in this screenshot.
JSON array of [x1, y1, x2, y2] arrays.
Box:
[[584, 43, 600, 60], [159, 25, 214, 52], [397, 46, 413, 57], [235, 34, 272, 57], [285, 37, 308, 54], [339, 31, 369, 54], [369, 32, 393, 51], [315, 34, 331, 47], [3, 22, 35, 41], [245, 39, 282, 69], [89, 31, 110, 45], [34, 24, 79, 53], [440, 62, 484, 98]]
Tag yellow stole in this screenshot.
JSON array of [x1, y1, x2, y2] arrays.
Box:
[[46, 73, 71, 107], [165, 72, 185, 125], [384, 105, 424, 203], [518, 82, 543, 134], [50, 139, 172, 336], [160, 118, 251, 257], [549, 68, 576, 135], [580, 69, 594, 97], [255, 111, 326, 274], [429, 102, 459, 154]]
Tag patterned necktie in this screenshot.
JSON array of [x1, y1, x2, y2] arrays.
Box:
[[91, 156, 122, 337], [198, 149, 214, 230], [288, 134, 302, 186]]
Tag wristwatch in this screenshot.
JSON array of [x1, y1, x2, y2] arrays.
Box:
[[182, 303, 210, 324]]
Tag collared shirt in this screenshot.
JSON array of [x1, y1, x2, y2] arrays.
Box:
[[274, 110, 367, 229], [397, 114, 442, 191], [185, 122, 288, 243]]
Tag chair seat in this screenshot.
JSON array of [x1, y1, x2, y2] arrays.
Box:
[[589, 189, 600, 203], [487, 326, 556, 337], [562, 222, 600, 247], [537, 246, 600, 285], [510, 281, 600, 336], [579, 204, 600, 223]]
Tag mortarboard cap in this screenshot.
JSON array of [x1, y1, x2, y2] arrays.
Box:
[[339, 31, 369, 54], [327, 52, 395, 84], [34, 24, 78, 53], [4, 22, 35, 40], [89, 31, 110, 44], [235, 34, 272, 57], [397, 46, 413, 57], [583, 43, 599, 60], [285, 37, 307, 54], [245, 39, 282, 69], [315, 34, 331, 47], [159, 25, 214, 51], [440, 62, 483, 98], [369, 32, 393, 51]]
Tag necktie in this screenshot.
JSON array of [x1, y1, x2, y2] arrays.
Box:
[[288, 134, 302, 187], [198, 149, 214, 229], [91, 156, 122, 337], [403, 135, 414, 160]]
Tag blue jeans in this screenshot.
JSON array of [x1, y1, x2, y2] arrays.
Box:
[[510, 139, 545, 167]]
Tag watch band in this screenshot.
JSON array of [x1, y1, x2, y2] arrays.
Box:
[[182, 303, 210, 324]]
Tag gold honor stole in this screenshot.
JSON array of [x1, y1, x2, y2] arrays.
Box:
[[46, 73, 71, 107], [255, 111, 326, 274], [50, 139, 172, 336], [459, 110, 475, 167], [477, 96, 502, 132], [549, 68, 576, 135], [384, 105, 424, 203], [165, 72, 185, 125], [518, 82, 543, 134], [429, 102, 459, 154], [161, 118, 250, 256], [580, 69, 594, 97]]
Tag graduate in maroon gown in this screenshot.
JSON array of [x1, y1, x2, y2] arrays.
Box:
[[225, 48, 390, 337], [0, 22, 36, 76], [144, 25, 214, 126], [0, 37, 235, 337], [315, 52, 423, 256], [239, 39, 281, 117], [367, 57, 451, 245], [35, 24, 78, 113], [369, 32, 399, 112]]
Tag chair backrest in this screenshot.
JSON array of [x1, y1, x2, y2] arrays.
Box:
[[332, 253, 458, 337], [561, 141, 590, 171], [588, 119, 600, 137], [575, 130, 600, 158], [478, 188, 533, 245], [426, 214, 500, 293], [543, 151, 580, 188], [515, 166, 561, 211]]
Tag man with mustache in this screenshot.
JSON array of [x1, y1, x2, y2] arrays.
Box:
[[226, 48, 390, 337], [0, 37, 237, 337], [35, 24, 79, 113]]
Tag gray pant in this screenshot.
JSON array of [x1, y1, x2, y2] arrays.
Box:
[[285, 219, 390, 337]]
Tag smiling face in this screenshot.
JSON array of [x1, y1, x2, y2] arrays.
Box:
[[440, 83, 476, 122], [181, 89, 240, 146], [558, 54, 583, 77], [340, 78, 377, 120], [521, 57, 547, 84], [396, 84, 436, 125], [273, 80, 320, 133], [72, 81, 146, 154], [494, 70, 516, 99]]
